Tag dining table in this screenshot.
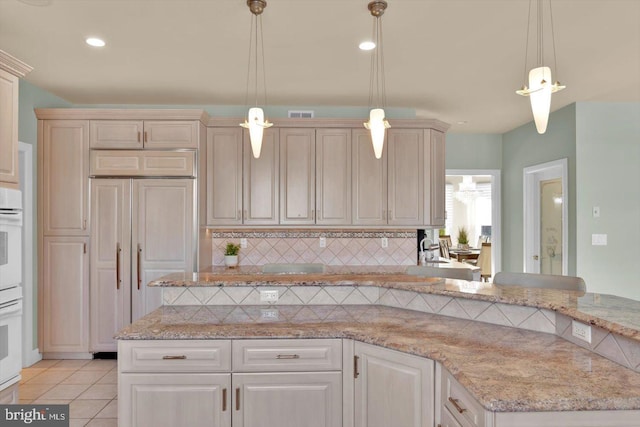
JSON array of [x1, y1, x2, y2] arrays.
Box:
[[448, 248, 481, 263]]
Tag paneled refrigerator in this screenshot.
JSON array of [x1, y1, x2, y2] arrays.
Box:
[[90, 178, 194, 352]]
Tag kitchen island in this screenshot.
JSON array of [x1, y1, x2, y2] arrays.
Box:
[[116, 267, 640, 427]]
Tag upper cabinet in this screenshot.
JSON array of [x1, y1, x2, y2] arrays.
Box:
[[90, 120, 199, 149], [204, 118, 448, 228], [0, 51, 32, 189]]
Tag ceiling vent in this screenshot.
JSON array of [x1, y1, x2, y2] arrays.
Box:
[[288, 110, 314, 119]]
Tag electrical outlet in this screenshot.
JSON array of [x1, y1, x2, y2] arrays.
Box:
[[260, 308, 279, 320], [381, 237, 388, 248], [240, 238, 248, 248], [260, 289, 279, 303], [591, 234, 607, 246], [572, 320, 592, 344], [592, 206, 600, 218], [319, 237, 326, 248]]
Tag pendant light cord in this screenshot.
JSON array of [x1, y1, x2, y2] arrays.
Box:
[[549, 0, 560, 82], [522, 0, 532, 86], [368, 15, 387, 109], [244, 15, 255, 108], [260, 15, 268, 108], [244, 13, 269, 110]]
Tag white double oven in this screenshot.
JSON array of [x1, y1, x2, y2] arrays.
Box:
[[0, 188, 23, 395]]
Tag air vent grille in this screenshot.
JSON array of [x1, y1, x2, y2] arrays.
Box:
[[288, 110, 314, 118]]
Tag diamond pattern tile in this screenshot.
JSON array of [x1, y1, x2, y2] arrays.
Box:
[[457, 299, 492, 319], [518, 310, 556, 334], [406, 294, 432, 313], [439, 299, 471, 320], [594, 334, 631, 368], [474, 304, 511, 327], [289, 287, 322, 304], [613, 334, 640, 371], [496, 304, 538, 326], [172, 289, 201, 305]]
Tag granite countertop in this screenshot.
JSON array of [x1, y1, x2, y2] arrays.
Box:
[[116, 304, 640, 413], [149, 266, 640, 342]]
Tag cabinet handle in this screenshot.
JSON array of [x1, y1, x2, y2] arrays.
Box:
[[116, 243, 121, 290], [162, 355, 187, 360], [276, 354, 300, 359], [83, 243, 87, 254], [137, 131, 141, 142], [448, 397, 467, 414], [144, 131, 148, 143], [137, 245, 142, 290], [235, 388, 240, 411], [354, 355, 359, 379], [238, 210, 242, 220], [388, 209, 392, 219], [83, 219, 87, 230], [382, 210, 386, 220], [244, 210, 247, 221], [222, 388, 227, 411]]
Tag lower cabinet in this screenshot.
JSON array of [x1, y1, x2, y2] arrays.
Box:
[[354, 341, 434, 427]]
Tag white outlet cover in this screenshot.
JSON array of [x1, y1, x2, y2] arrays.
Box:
[[260, 289, 279, 303], [591, 234, 607, 246], [572, 320, 592, 344], [381, 237, 388, 248], [319, 237, 326, 248], [240, 238, 248, 248]]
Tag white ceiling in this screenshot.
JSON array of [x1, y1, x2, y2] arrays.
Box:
[[1, 0, 639, 133]]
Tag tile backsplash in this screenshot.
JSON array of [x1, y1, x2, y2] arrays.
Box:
[[210, 230, 417, 266]]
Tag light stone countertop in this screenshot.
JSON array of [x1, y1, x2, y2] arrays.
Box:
[[149, 266, 640, 343], [115, 304, 640, 413]]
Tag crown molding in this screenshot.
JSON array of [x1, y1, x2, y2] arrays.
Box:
[[0, 50, 33, 78], [208, 117, 451, 132], [34, 108, 210, 122]]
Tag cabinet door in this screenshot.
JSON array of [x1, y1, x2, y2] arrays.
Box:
[[427, 130, 446, 226], [0, 69, 19, 186], [90, 120, 144, 149], [387, 129, 423, 225], [316, 129, 351, 225], [119, 373, 231, 427], [233, 372, 342, 427], [42, 236, 89, 353], [440, 407, 464, 427], [243, 128, 279, 224], [352, 130, 387, 225], [143, 121, 199, 149], [354, 341, 434, 427], [41, 120, 90, 235], [90, 179, 131, 352], [132, 179, 194, 322], [207, 128, 243, 225], [280, 129, 315, 225]]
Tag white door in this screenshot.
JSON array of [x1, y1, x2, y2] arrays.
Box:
[[233, 372, 342, 427], [132, 179, 194, 321], [354, 342, 434, 427], [90, 179, 131, 352], [524, 159, 568, 274]]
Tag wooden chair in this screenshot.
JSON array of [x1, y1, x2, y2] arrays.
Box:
[[439, 239, 450, 259], [493, 271, 586, 292], [466, 242, 491, 281], [440, 235, 452, 248]]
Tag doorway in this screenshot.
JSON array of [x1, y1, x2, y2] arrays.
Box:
[[445, 169, 501, 277], [19, 142, 41, 367], [523, 159, 568, 275]]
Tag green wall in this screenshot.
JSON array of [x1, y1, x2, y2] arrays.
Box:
[[575, 102, 640, 300], [445, 134, 503, 170], [501, 104, 578, 276]]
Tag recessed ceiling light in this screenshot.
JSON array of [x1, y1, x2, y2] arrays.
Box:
[[359, 41, 376, 51], [86, 37, 106, 47]]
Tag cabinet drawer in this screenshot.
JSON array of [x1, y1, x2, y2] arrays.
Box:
[[90, 150, 195, 177], [440, 406, 464, 427], [442, 369, 486, 427], [119, 340, 231, 373], [232, 339, 342, 372]]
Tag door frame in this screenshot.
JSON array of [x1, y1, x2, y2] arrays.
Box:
[[446, 169, 501, 275], [19, 141, 41, 367], [523, 158, 568, 275]]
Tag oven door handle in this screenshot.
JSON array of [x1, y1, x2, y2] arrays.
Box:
[[0, 212, 22, 222], [0, 300, 22, 315]]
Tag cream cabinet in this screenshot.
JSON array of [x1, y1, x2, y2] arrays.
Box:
[[316, 129, 352, 225], [90, 150, 195, 177], [354, 341, 434, 427], [280, 128, 316, 225], [352, 129, 387, 225], [0, 51, 31, 188], [426, 130, 446, 227], [243, 129, 279, 225], [41, 237, 89, 354], [90, 120, 198, 149], [387, 129, 424, 225], [41, 120, 90, 236]]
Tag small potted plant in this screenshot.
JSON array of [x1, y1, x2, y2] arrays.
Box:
[[457, 227, 469, 250], [224, 242, 241, 268]]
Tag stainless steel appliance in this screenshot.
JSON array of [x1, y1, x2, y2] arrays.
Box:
[[0, 188, 23, 401]]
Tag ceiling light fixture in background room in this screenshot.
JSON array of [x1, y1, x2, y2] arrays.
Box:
[[516, 0, 566, 134], [363, 0, 390, 159], [240, 0, 273, 158]]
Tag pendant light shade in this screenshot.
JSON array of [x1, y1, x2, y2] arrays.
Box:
[[516, 0, 566, 135], [239, 0, 273, 158], [363, 0, 390, 159]]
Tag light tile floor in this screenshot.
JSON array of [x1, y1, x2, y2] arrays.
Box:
[[18, 359, 118, 427]]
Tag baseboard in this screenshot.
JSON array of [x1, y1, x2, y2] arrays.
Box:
[[42, 352, 93, 360]]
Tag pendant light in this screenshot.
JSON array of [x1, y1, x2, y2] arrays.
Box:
[[363, 0, 390, 159], [516, 0, 566, 134], [240, 0, 273, 158]]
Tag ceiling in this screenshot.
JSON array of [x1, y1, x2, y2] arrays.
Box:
[[1, 0, 639, 133]]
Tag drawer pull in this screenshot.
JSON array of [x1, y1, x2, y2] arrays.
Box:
[[354, 355, 360, 379], [235, 388, 240, 411], [276, 354, 300, 359], [448, 397, 467, 414], [162, 355, 187, 360], [222, 388, 227, 411]]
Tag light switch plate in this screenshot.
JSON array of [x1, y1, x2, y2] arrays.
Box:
[[260, 290, 279, 303], [592, 206, 600, 218], [240, 238, 248, 248], [591, 234, 607, 246], [381, 237, 388, 248], [319, 237, 326, 248]]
